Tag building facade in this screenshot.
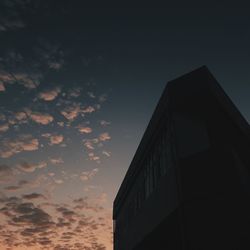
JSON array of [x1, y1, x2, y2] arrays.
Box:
[[113, 66, 250, 250]]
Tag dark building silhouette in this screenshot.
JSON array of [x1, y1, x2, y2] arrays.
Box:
[[113, 66, 250, 250]]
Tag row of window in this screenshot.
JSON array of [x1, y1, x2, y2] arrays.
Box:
[[134, 119, 174, 216], [116, 118, 175, 238]]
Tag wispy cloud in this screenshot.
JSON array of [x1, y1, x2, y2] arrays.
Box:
[[0, 134, 39, 158]]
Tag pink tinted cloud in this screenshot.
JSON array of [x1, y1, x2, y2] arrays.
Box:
[[42, 134, 64, 145], [0, 134, 39, 158], [0, 82, 5, 91], [14, 112, 27, 121], [83, 138, 99, 150], [17, 161, 47, 173], [99, 132, 111, 141], [77, 125, 92, 134], [28, 111, 54, 125], [38, 87, 61, 101], [82, 106, 95, 114], [80, 168, 99, 181], [0, 123, 9, 132], [49, 157, 64, 164], [60, 104, 81, 121]]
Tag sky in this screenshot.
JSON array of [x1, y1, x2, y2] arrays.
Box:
[[0, 1, 250, 250]]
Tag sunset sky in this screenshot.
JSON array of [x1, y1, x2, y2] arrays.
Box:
[[0, 1, 250, 250]]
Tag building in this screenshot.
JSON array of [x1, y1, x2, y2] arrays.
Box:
[[113, 66, 250, 250]]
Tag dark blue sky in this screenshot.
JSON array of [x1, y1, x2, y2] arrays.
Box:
[[0, 1, 249, 249]]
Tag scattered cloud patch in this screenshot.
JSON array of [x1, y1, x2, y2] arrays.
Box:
[[77, 125, 92, 134], [38, 87, 61, 101], [17, 161, 47, 173], [83, 138, 99, 150], [42, 134, 64, 145], [82, 106, 95, 114], [99, 132, 111, 142], [102, 151, 111, 157], [0, 123, 9, 132], [88, 152, 100, 163], [0, 134, 39, 158], [100, 120, 111, 126], [27, 111, 54, 125], [0, 82, 5, 91], [22, 193, 46, 200], [49, 157, 64, 165], [0, 164, 14, 183], [80, 168, 99, 181], [60, 104, 81, 121]]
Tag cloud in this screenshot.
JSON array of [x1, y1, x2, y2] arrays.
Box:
[[82, 106, 95, 114], [48, 61, 64, 70], [42, 133, 64, 145], [99, 132, 111, 142], [14, 72, 41, 89], [0, 134, 39, 158], [60, 104, 81, 121], [0, 82, 5, 91], [35, 39, 65, 71], [0, 123, 9, 132], [83, 138, 99, 150], [38, 87, 61, 101], [68, 88, 81, 98], [88, 153, 100, 162], [0, 17, 25, 32], [14, 111, 27, 121], [0, 164, 14, 183], [0, 70, 41, 89], [17, 161, 47, 173], [77, 125, 92, 134], [0, 113, 6, 121], [22, 193, 46, 200], [87, 92, 96, 98], [50, 135, 64, 145], [100, 120, 111, 126], [80, 168, 99, 181], [102, 151, 111, 157], [99, 94, 107, 103], [54, 179, 64, 184], [49, 157, 64, 164], [28, 111, 54, 125]]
